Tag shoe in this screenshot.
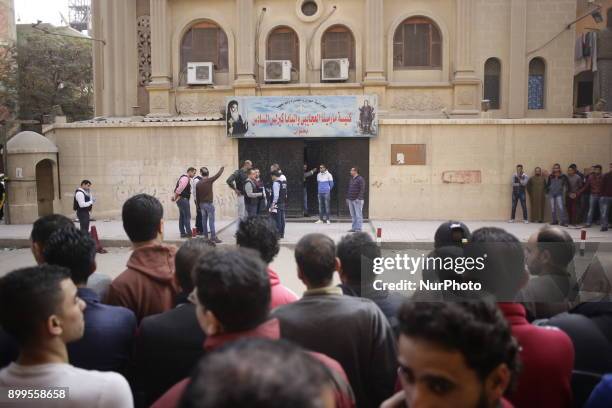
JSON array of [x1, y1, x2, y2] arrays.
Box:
[[180, 234, 190, 238], [561, 223, 568, 227], [601, 227, 609, 232], [508, 219, 515, 223], [315, 220, 323, 224], [585, 224, 592, 228], [347, 229, 355, 232], [551, 221, 559, 225], [523, 220, 529, 224], [303, 213, 310, 217], [211, 237, 223, 244], [326, 220, 331, 224]]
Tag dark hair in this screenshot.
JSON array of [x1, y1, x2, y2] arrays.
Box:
[[228, 100, 238, 110], [464, 227, 525, 299], [295, 234, 336, 287], [200, 167, 209, 177], [122, 194, 163, 243], [319, 163, 327, 169], [516, 164, 523, 168], [180, 338, 331, 408], [236, 216, 280, 263], [0, 265, 71, 345], [194, 248, 270, 332], [246, 168, 255, 176], [594, 164, 602, 171], [80, 179, 91, 186], [187, 167, 196, 173], [536, 226, 576, 268], [569, 164, 577, 170], [351, 166, 360, 174], [399, 300, 520, 386], [175, 238, 215, 293], [270, 170, 281, 178], [553, 163, 561, 167], [336, 232, 380, 285], [43, 227, 96, 285], [30, 214, 73, 245], [242, 160, 251, 167]]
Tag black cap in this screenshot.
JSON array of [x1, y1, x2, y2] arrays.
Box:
[[434, 221, 471, 248]]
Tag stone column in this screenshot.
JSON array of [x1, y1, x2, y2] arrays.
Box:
[[147, 0, 172, 116], [234, 0, 257, 93], [508, 0, 527, 118], [363, 0, 387, 109], [452, 0, 480, 117]]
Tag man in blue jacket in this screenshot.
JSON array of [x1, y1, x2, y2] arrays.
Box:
[[315, 164, 334, 225]]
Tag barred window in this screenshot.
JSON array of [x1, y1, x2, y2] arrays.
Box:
[[393, 17, 442, 69], [484, 58, 501, 110], [528, 58, 546, 110], [180, 21, 228, 84], [267, 26, 299, 69], [321, 25, 355, 67]]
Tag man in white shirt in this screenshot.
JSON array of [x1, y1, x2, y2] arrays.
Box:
[[74, 180, 95, 233], [0, 265, 133, 408]]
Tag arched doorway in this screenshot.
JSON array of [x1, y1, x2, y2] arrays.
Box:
[[35, 159, 55, 217]]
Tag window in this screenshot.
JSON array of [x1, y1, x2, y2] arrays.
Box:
[[180, 21, 228, 83], [301, 1, 318, 16], [267, 26, 300, 69], [528, 58, 545, 110], [393, 17, 442, 69], [483, 58, 501, 110], [321, 25, 355, 68]]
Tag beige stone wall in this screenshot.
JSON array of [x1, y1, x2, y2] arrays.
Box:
[[45, 123, 238, 221], [0, 0, 16, 46], [370, 120, 612, 220]]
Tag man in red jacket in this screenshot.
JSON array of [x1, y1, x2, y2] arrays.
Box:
[[106, 194, 179, 322], [151, 248, 354, 408], [235, 216, 298, 309]]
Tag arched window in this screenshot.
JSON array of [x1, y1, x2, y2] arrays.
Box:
[[321, 25, 355, 68], [484, 58, 501, 110], [393, 17, 442, 69], [528, 58, 546, 110], [267, 26, 299, 69], [180, 21, 228, 84]]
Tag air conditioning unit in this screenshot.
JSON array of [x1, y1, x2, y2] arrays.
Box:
[[321, 58, 349, 81], [264, 60, 292, 83], [187, 62, 213, 85]]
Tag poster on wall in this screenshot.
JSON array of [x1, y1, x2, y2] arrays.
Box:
[[225, 95, 378, 138]]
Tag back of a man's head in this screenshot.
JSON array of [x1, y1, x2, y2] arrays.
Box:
[[536, 226, 575, 269], [235, 216, 280, 264], [399, 300, 519, 388], [122, 194, 163, 243], [194, 247, 270, 332], [30, 215, 74, 264], [464, 227, 526, 300], [180, 338, 333, 408], [43, 227, 96, 286], [0, 265, 71, 346], [434, 221, 471, 249], [336, 232, 380, 285], [295, 234, 337, 287], [175, 238, 215, 293]]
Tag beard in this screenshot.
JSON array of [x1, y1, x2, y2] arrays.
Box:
[[231, 111, 239, 121], [476, 390, 495, 408]]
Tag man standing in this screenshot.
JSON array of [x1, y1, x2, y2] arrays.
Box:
[[191, 170, 204, 235], [172, 168, 196, 238], [195, 166, 224, 243], [566, 165, 584, 226], [244, 169, 264, 217], [226, 160, 252, 220], [303, 164, 317, 217], [546, 163, 569, 227], [509, 164, 529, 223], [527, 167, 546, 223], [576, 165, 603, 228], [74, 179, 95, 233], [599, 163, 612, 232], [270, 171, 288, 238], [0, 174, 5, 222], [316, 164, 334, 224], [346, 167, 365, 232]]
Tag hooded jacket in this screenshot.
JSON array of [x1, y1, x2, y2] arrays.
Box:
[[268, 268, 298, 310], [105, 244, 180, 322]]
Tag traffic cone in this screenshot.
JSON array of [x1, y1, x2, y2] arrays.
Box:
[[90, 225, 108, 254]]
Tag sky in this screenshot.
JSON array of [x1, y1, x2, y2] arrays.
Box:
[[14, 0, 72, 26]]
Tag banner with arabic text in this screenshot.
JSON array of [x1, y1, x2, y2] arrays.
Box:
[[225, 95, 378, 138]]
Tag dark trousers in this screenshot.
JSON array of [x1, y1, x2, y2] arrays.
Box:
[[194, 202, 203, 234], [176, 198, 191, 235], [511, 190, 527, 220], [77, 209, 90, 233], [273, 209, 286, 237], [567, 197, 580, 225], [246, 202, 259, 217]]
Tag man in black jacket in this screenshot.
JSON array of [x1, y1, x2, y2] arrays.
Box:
[[226, 160, 252, 220], [131, 238, 213, 406], [272, 233, 397, 408]]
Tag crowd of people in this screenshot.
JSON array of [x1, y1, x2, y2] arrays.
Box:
[[510, 163, 612, 230], [0, 191, 611, 408]]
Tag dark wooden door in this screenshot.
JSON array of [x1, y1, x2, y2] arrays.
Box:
[[238, 139, 304, 217]]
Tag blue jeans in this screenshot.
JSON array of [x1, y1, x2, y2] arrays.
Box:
[[195, 202, 203, 233], [347, 199, 364, 231], [549, 194, 567, 225], [511, 190, 528, 220], [318, 192, 331, 221], [587, 194, 601, 226], [199, 203, 217, 238], [303, 187, 308, 213], [176, 198, 191, 235], [273, 208, 286, 237], [599, 197, 611, 229]]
